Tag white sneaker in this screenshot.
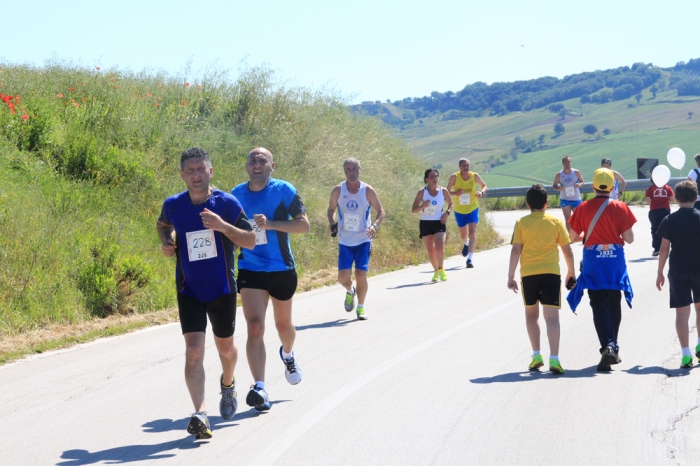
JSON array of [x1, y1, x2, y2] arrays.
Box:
[[280, 346, 302, 385]]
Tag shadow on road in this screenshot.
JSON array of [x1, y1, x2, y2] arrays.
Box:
[[235, 400, 291, 420], [470, 365, 601, 383], [59, 438, 202, 465], [386, 282, 435, 289], [623, 365, 692, 378], [629, 257, 657, 263], [297, 319, 353, 330]]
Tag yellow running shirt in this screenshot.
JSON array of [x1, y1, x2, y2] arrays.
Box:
[[452, 172, 479, 215], [511, 212, 570, 277]]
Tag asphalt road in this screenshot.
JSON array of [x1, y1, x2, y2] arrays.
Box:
[[2, 206, 699, 466]]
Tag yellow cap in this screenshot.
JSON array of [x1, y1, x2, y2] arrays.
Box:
[[593, 168, 614, 192]]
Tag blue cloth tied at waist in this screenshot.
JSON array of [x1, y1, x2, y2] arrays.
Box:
[[566, 244, 633, 312]]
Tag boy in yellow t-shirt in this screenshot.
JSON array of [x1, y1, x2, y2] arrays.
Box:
[[507, 184, 576, 374]]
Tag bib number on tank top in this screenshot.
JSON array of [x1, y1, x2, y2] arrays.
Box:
[[186, 229, 217, 261], [565, 187, 575, 197], [459, 193, 471, 205], [247, 219, 267, 245], [344, 213, 361, 232], [423, 204, 438, 216]]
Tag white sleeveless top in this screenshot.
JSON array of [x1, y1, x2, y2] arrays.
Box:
[[559, 169, 581, 201], [420, 186, 445, 221], [338, 181, 372, 247]]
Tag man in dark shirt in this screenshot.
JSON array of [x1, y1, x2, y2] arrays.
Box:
[[656, 180, 700, 368]]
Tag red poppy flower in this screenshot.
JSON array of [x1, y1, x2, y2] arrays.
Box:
[[96, 67, 101, 71], [7, 103, 16, 114], [114, 85, 118, 89], [182, 101, 187, 106], [22, 114, 28, 121], [147, 92, 152, 97], [154, 103, 159, 107], [69, 87, 75, 91], [58, 93, 63, 98], [82, 97, 86, 101], [185, 82, 190, 87]]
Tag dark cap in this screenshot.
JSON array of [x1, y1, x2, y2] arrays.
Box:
[[601, 158, 612, 165]]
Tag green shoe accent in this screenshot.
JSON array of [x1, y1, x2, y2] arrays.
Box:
[[528, 354, 544, 371], [681, 355, 694, 369], [357, 306, 367, 320], [549, 359, 564, 375], [431, 271, 439, 282], [695, 344, 700, 359], [344, 289, 356, 312], [438, 269, 448, 281]]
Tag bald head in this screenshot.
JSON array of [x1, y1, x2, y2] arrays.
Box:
[[249, 147, 273, 163]]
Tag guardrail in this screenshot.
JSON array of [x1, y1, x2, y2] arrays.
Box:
[[483, 177, 687, 198]]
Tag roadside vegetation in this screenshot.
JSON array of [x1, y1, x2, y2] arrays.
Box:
[[0, 62, 499, 361]]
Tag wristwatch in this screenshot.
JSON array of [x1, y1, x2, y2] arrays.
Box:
[[371, 223, 379, 230]]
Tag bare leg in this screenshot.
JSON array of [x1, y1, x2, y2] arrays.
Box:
[[467, 223, 477, 253], [434, 232, 446, 269], [272, 296, 296, 354], [355, 270, 369, 304], [214, 335, 237, 386], [422, 235, 438, 271], [695, 303, 700, 348], [184, 332, 206, 412], [542, 306, 561, 356], [562, 206, 573, 233], [676, 305, 691, 348], [524, 304, 541, 352], [241, 288, 269, 382], [338, 269, 353, 292], [458, 225, 468, 244]]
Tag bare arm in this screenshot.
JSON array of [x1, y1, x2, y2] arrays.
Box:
[[615, 171, 626, 193], [440, 187, 453, 224], [474, 173, 487, 197], [447, 174, 462, 196], [656, 238, 671, 290], [622, 227, 634, 244], [560, 243, 575, 284], [575, 170, 585, 188], [643, 197, 652, 205], [327, 185, 340, 230], [411, 189, 429, 213], [367, 185, 386, 227], [553, 173, 562, 191], [507, 243, 522, 292], [569, 228, 583, 243], [156, 219, 177, 257], [201, 208, 257, 249], [257, 212, 310, 234]]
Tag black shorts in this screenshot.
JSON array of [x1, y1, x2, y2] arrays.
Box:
[[419, 220, 447, 238], [521, 274, 561, 308], [668, 271, 700, 308], [177, 292, 236, 338], [237, 269, 298, 301]]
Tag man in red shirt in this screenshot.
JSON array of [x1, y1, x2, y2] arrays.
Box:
[[644, 181, 675, 256], [567, 168, 637, 371]]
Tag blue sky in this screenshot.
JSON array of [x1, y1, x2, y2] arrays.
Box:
[[3, 0, 699, 103]]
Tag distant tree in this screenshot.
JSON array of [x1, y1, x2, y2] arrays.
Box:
[[558, 109, 567, 120], [583, 124, 598, 135], [658, 80, 667, 92], [650, 85, 658, 98], [635, 94, 642, 104], [690, 111, 694, 119], [548, 103, 564, 113], [386, 99, 391, 103], [602, 128, 611, 135], [538, 134, 545, 145], [580, 94, 591, 103], [554, 122, 565, 136]]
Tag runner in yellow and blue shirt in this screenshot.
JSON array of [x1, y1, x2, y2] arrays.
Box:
[[446, 158, 487, 268]]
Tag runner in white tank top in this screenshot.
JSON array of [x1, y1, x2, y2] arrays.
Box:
[[552, 156, 584, 234], [327, 158, 385, 320], [412, 169, 453, 282]]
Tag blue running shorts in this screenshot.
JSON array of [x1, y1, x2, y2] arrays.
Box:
[[338, 242, 372, 271], [560, 199, 582, 209], [454, 209, 479, 228]]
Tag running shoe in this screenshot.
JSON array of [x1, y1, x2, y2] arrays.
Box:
[[681, 355, 694, 369], [549, 359, 564, 375], [438, 269, 448, 281], [466, 259, 474, 268], [461, 243, 469, 257], [219, 375, 237, 421], [246, 384, 271, 411], [344, 288, 356, 312], [431, 271, 439, 282], [695, 344, 700, 359], [528, 354, 544, 371], [187, 412, 212, 439], [652, 250, 660, 257], [357, 306, 367, 320], [280, 346, 303, 385], [597, 345, 618, 372]]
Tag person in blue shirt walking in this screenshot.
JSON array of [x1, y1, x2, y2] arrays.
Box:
[[232, 147, 310, 412], [157, 147, 256, 439]]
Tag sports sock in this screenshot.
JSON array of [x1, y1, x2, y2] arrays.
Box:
[[550, 355, 559, 361], [468, 252, 474, 260], [282, 349, 294, 360], [697, 338, 700, 347], [464, 240, 469, 246], [222, 376, 235, 388], [533, 350, 541, 356], [358, 303, 364, 308], [255, 381, 266, 391], [682, 347, 692, 357], [348, 286, 356, 295]]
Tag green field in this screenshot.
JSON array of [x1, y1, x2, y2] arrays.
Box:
[[400, 87, 700, 187]]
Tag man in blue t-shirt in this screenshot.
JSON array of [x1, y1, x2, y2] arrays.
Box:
[[231, 147, 310, 412], [157, 147, 255, 439]]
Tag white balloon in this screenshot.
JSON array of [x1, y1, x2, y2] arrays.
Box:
[[652, 165, 671, 187], [667, 147, 686, 170]]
